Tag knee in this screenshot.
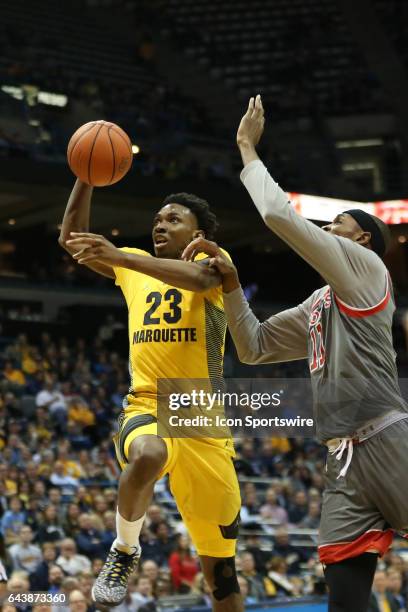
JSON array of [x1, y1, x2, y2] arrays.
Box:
[[127, 438, 167, 485], [204, 557, 240, 601]]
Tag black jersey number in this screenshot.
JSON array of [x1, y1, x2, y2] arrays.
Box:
[[143, 291, 162, 325], [143, 289, 182, 325], [163, 288, 182, 324]]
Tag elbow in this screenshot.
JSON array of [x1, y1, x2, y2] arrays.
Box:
[[58, 235, 71, 253], [236, 333, 275, 365], [58, 235, 67, 249], [263, 212, 273, 227], [236, 346, 261, 365], [262, 211, 279, 230], [262, 206, 287, 230]]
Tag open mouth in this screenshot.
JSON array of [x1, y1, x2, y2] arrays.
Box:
[[154, 236, 168, 246]]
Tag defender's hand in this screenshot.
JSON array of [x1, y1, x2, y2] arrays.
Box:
[[236, 94, 265, 148], [66, 232, 123, 266], [182, 237, 240, 293]]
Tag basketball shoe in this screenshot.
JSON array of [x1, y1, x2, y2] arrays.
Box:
[[92, 543, 141, 605]]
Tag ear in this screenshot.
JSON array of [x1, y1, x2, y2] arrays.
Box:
[[192, 229, 205, 239], [356, 231, 371, 248]]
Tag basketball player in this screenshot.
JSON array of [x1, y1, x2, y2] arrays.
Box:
[[182, 96, 408, 612], [59, 187, 242, 610]]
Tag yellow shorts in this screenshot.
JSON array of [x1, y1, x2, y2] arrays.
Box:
[[113, 405, 241, 558]]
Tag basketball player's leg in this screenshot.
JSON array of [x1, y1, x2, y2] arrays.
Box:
[[319, 442, 394, 611], [170, 439, 242, 611], [93, 418, 174, 605], [324, 553, 378, 612], [200, 555, 243, 612], [118, 433, 167, 521], [181, 513, 242, 611]]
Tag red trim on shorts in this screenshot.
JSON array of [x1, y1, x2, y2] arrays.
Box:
[[318, 529, 394, 565]]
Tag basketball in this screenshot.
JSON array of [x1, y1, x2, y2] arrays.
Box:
[[67, 120, 133, 187]]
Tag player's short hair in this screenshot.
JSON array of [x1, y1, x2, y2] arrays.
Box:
[[162, 192, 219, 240]]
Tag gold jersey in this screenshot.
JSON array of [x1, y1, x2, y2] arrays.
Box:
[[113, 247, 229, 411]]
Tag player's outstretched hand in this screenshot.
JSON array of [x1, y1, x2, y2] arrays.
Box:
[[236, 94, 265, 148], [66, 232, 123, 266], [182, 237, 240, 293], [182, 237, 230, 272]]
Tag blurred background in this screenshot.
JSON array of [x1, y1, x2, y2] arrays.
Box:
[[1, 0, 408, 610]]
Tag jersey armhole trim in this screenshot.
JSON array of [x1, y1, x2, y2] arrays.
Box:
[[333, 274, 390, 318]]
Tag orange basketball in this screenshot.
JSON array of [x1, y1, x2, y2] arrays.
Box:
[[67, 120, 133, 186]]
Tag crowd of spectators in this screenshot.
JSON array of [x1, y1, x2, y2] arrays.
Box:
[[0, 4, 228, 183], [0, 316, 407, 610], [0, 0, 398, 192]]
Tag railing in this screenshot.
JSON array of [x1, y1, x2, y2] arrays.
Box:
[[156, 596, 328, 611]]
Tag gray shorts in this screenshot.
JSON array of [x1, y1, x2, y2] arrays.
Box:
[[318, 418, 408, 564]]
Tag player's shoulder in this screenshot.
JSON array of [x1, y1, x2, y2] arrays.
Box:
[[194, 246, 231, 263], [335, 235, 386, 269], [219, 247, 232, 261], [118, 247, 152, 257]]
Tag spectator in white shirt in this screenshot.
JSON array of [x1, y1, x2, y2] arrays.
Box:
[[36, 376, 67, 431], [50, 463, 78, 496], [55, 539, 91, 576]]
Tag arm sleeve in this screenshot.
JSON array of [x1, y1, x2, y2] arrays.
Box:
[[241, 160, 387, 307], [223, 288, 315, 364]]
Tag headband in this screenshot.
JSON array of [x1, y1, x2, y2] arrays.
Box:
[[343, 209, 386, 257]]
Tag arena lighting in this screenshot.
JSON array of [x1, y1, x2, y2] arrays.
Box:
[[131, 144, 140, 154], [336, 138, 384, 149], [1, 85, 23, 100], [111, 228, 120, 236], [37, 91, 67, 107], [1, 85, 67, 107], [288, 193, 408, 224]]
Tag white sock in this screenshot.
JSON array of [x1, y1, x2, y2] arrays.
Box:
[[113, 508, 145, 554]]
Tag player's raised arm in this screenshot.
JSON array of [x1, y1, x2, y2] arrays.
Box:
[[183, 237, 309, 363], [66, 233, 221, 292], [58, 179, 115, 279], [236, 96, 388, 305]]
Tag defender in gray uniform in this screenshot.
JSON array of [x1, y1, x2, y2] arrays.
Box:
[[183, 96, 408, 612]]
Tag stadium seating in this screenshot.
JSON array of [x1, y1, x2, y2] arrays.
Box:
[[374, 0, 408, 67], [164, 0, 389, 116], [1, 295, 408, 606]]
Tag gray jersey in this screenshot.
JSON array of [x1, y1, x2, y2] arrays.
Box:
[[224, 160, 407, 440]]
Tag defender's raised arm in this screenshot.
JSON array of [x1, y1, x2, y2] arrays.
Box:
[[236, 96, 387, 307]]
